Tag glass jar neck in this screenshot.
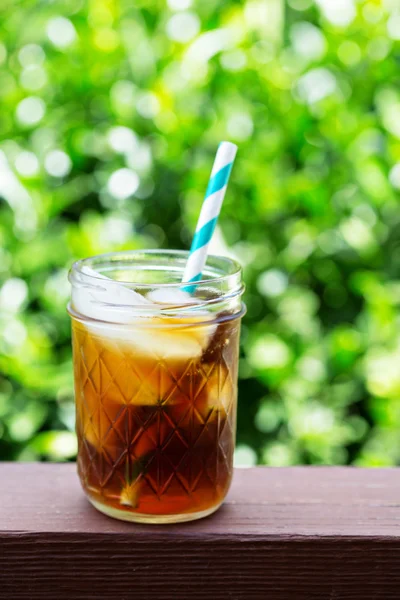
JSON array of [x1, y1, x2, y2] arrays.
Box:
[[68, 250, 244, 323]]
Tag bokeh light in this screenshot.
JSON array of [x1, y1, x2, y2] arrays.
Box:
[[1, 0, 400, 467], [44, 150, 72, 178], [46, 17, 77, 49], [15, 97, 46, 127]]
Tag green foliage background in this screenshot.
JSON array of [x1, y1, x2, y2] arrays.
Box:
[[1, 0, 400, 465]]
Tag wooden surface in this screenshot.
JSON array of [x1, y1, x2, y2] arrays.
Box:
[[1, 464, 400, 599]]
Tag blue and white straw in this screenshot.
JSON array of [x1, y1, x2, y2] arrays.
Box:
[[182, 141, 237, 290]]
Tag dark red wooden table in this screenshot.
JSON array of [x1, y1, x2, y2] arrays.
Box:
[[1, 463, 400, 599]]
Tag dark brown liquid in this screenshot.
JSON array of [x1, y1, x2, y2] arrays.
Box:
[[72, 315, 240, 518]]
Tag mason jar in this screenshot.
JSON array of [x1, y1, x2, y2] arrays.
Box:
[[68, 250, 245, 523]]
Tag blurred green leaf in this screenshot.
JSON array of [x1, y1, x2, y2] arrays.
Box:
[[1, 0, 400, 466]]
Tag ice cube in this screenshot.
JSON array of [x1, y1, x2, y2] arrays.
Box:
[[72, 265, 151, 323], [196, 364, 235, 418], [127, 315, 216, 360], [77, 312, 216, 360], [139, 287, 216, 359], [120, 479, 141, 508], [73, 270, 216, 361], [146, 287, 199, 306]]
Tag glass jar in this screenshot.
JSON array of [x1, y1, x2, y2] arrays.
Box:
[[68, 250, 245, 523]]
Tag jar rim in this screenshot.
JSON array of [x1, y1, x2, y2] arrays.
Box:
[[68, 249, 244, 322], [69, 249, 242, 289]]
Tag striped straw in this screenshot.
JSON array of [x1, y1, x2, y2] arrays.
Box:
[[181, 141, 237, 291]]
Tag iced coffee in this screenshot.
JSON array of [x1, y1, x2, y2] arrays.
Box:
[[68, 250, 244, 523]]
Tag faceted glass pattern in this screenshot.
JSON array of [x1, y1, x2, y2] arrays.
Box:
[[72, 317, 240, 522]]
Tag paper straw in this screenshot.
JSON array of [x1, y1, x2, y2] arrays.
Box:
[[181, 141, 237, 291]]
